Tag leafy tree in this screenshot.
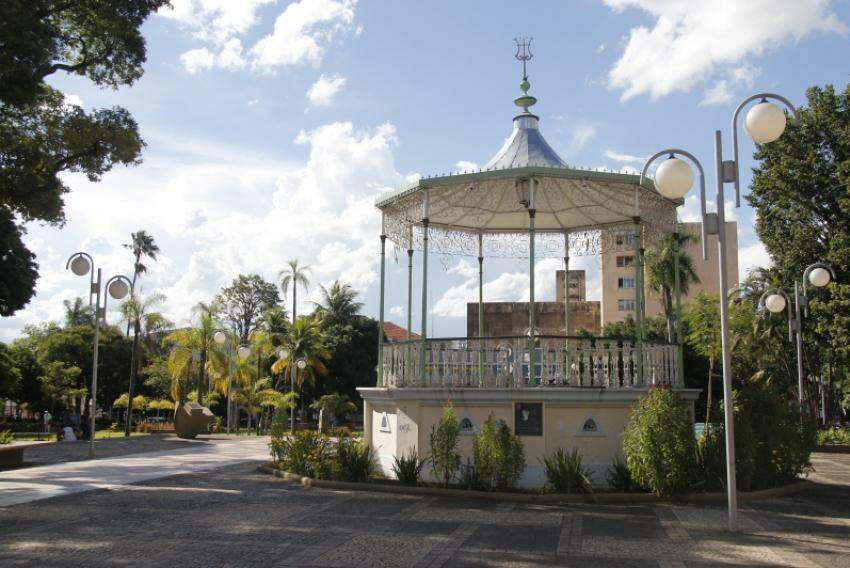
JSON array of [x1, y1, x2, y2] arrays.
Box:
[[429, 405, 461, 487], [39, 361, 84, 416], [748, 82, 850, 418], [162, 303, 226, 404], [279, 259, 310, 323], [0, 0, 167, 315], [644, 230, 700, 342], [0, 209, 38, 315], [685, 293, 722, 425], [271, 317, 329, 392], [119, 291, 165, 435], [310, 393, 356, 431], [314, 280, 362, 328], [216, 274, 280, 343], [0, 342, 21, 399]]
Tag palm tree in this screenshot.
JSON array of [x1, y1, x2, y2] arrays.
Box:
[[310, 393, 357, 431], [120, 292, 166, 436], [314, 280, 362, 327], [271, 317, 330, 422], [645, 231, 700, 343], [279, 259, 310, 324], [123, 230, 160, 333], [63, 297, 93, 326], [685, 293, 722, 427]]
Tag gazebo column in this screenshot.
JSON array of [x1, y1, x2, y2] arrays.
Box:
[[378, 231, 387, 387], [673, 230, 684, 385], [527, 177, 537, 387], [563, 233, 571, 384], [419, 218, 429, 385], [477, 232, 485, 386], [633, 217, 645, 385], [406, 228, 414, 382]]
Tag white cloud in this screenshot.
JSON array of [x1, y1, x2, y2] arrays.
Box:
[[389, 305, 404, 318], [250, 0, 358, 72], [454, 160, 478, 172], [700, 64, 761, 106], [568, 125, 597, 153], [605, 0, 846, 101], [180, 47, 216, 74], [738, 240, 773, 281], [604, 149, 643, 163], [164, 0, 358, 74], [3, 120, 404, 341], [63, 94, 85, 109], [307, 73, 347, 106]]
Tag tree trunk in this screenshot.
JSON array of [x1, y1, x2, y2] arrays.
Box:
[[292, 287, 297, 323], [705, 357, 714, 427], [663, 288, 674, 344], [198, 348, 207, 402]]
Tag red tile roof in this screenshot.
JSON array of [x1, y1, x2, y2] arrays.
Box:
[[383, 322, 419, 342]]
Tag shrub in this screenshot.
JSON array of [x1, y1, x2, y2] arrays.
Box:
[[392, 447, 425, 486], [0, 429, 12, 445], [696, 427, 726, 492], [606, 457, 639, 493], [542, 448, 592, 493], [473, 414, 526, 490], [429, 406, 461, 487], [819, 427, 850, 445], [273, 430, 334, 479], [623, 387, 697, 496], [269, 411, 290, 440], [335, 436, 375, 482]]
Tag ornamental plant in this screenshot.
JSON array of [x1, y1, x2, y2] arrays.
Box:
[[429, 405, 461, 487], [542, 448, 592, 493], [335, 436, 375, 482], [392, 447, 425, 486], [273, 430, 334, 479], [623, 387, 697, 496], [473, 414, 525, 490]]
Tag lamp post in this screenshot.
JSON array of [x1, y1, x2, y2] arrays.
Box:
[[640, 91, 797, 533], [213, 330, 235, 434], [277, 348, 306, 433], [235, 344, 251, 433], [759, 263, 835, 408], [66, 252, 132, 458]]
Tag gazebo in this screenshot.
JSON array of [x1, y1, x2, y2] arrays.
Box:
[[358, 42, 699, 485]]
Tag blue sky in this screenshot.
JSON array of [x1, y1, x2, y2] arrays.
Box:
[[5, 0, 850, 340]]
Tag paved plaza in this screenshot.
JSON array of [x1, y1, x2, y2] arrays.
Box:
[[0, 440, 848, 567]]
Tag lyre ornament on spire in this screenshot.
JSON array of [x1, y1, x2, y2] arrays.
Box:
[[513, 36, 537, 115]]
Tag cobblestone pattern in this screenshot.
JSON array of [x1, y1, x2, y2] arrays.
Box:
[[0, 453, 848, 567]]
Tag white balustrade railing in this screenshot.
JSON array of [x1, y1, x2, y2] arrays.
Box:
[[382, 336, 680, 389]]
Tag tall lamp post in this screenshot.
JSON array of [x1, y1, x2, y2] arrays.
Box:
[[640, 92, 797, 532], [278, 347, 306, 433], [759, 263, 836, 407], [66, 252, 132, 458], [235, 344, 251, 432], [213, 330, 236, 434]]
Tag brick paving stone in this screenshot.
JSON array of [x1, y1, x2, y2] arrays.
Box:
[[0, 453, 849, 567]]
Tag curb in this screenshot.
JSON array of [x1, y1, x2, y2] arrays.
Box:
[[816, 445, 850, 454], [255, 465, 813, 505]]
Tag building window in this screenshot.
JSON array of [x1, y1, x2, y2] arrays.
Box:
[[459, 417, 474, 434], [615, 234, 634, 246], [618, 299, 636, 312], [616, 255, 634, 268], [618, 277, 635, 289], [582, 418, 598, 433]]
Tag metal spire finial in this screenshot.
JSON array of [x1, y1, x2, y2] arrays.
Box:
[[514, 36, 533, 81]]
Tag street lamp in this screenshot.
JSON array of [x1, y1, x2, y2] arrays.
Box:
[[214, 330, 236, 434], [639, 91, 798, 533], [65, 252, 132, 458], [758, 263, 836, 408], [277, 348, 305, 433]]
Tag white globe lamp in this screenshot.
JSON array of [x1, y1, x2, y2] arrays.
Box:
[[70, 255, 91, 276], [296, 359, 307, 370], [745, 102, 787, 144], [765, 293, 787, 314], [654, 157, 693, 200], [237, 346, 251, 359], [278, 348, 289, 360], [214, 331, 227, 345], [108, 279, 129, 300], [808, 267, 831, 288]]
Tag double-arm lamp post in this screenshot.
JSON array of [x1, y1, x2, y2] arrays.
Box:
[[759, 263, 836, 409], [213, 330, 237, 434], [66, 252, 132, 457], [277, 347, 306, 433], [640, 93, 797, 532]]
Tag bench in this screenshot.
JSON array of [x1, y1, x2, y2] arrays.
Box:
[[0, 442, 47, 468]]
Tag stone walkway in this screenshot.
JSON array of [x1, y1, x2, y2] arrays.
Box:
[[0, 436, 269, 507], [0, 451, 847, 566]]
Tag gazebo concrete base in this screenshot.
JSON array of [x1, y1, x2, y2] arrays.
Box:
[[357, 387, 700, 488]]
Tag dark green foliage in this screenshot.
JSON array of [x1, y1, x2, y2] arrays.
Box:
[[215, 274, 281, 343], [0, 342, 22, 399], [541, 448, 592, 494], [429, 406, 461, 487], [269, 409, 290, 439], [0, 210, 38, 315], [818, 427, 850, 445], [748, 83, 850, 416], [392, 447, 425, 486], [0, 429, 12, 444], [472, 414, 525, 490], [606, 457, 639, 493], [335, 436, 375, 482], [623, 388, 697, 496]]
